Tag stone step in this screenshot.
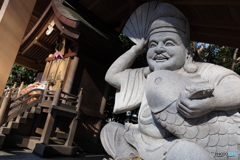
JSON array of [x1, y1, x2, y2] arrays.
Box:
[[0, 134, 6, 148], [31, 106, 42, 114], [7, 121, 19, 129], [0, 127, 11, 134], [15, 116, 27, 124]]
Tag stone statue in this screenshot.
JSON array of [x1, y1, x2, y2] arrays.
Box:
[[100, 2, 240, 160]]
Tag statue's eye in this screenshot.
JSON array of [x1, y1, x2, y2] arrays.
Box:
[[165, 40, 175, 46], [149, 42, 157, 48]]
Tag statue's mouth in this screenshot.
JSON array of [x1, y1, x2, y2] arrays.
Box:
[[152, 53, 170, 62]]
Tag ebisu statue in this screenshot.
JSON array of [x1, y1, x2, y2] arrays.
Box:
[[100, 2, 240, 160]]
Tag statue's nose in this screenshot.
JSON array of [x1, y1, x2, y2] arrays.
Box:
[[155, 44, 165, 54]]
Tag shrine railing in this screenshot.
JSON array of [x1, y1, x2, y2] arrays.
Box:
[[0, 88, 44, 126]]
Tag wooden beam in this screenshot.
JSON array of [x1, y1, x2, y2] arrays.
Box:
[[87, 0, 102, 10], [54, 16, 80, 39], [15, 55, 45, 71], [21, 14, 55, 54], [93, 83, 109, 143], [35, 39, 54, 51], [190, 26, 240, 38], [190, 30, 240, 48], [227, 5, 240, 21], [52, 0, 79, 28], [191, 34, 240, 48], [104, 3, 129, 22], [63, 56, 79, 93], [65, 0, 120, 39], [41, 61, 52, 81], [190, 5, 204, 18], [0, 0, 37, 94], [189, 18, 240, 30], [60, 32, 79, 44], [21, 3, 53, 49], [30, 14, 39, 23], [157, 0, 240, 5]]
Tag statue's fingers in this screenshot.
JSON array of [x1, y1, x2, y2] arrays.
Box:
[[179, 92, 192, 108], [139, 38, 146, 46], [177, 103, 191, 118], [177, 101, 193, 115]]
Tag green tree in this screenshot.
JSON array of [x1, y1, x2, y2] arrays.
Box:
[[193, 42, 240, 74], [7, 64, 38, 88]]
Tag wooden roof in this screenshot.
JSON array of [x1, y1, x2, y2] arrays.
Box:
[[7, 0, 240, 70], [76, 0, 240, 48]]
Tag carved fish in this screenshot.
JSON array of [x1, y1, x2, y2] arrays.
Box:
[[146, 70, 240, 160]]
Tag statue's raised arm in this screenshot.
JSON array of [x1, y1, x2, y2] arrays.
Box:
[[105, 38, 148, 89]]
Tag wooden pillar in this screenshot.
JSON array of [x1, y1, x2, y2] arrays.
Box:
[[40, 87, 62, 144], [64, 88, 83, 146], [41, 61, 52, 81], [93, 83, 110, 143], [40, 110, 57, 144], [0, 90, 12, 126], [63, 56, 79, 93], [0, 0, 37, 94]]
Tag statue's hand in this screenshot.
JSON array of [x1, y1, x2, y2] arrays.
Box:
[[131, 38, 147, 56], [177, 84, 215, 118]]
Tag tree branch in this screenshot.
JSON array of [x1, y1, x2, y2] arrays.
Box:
[[231, 48, 239, 71]]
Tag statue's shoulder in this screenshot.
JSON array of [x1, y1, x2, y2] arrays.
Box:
[[195, 61, 235, 73], [195, 61, 215, 68], [195, 62, 239, 85]]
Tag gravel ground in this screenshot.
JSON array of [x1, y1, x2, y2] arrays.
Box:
[[0, 148, 111, 160]]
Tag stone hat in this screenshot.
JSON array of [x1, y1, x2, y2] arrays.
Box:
[[122, 2, 190, 44], [148, 17, 189, 40]]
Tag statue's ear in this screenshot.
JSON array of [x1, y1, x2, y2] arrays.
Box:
[[183, 47, 198, 73]]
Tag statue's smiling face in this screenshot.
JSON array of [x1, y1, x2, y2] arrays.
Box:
[[146, 32, 187, 71]]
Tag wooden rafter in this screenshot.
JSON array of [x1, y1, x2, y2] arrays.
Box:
[[35, 39, 54, 51], [15, 55, 45, 71], [21, 3, 53, 50], [21, 14, 55, 55]]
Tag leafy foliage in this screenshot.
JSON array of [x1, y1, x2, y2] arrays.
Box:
[[119, 34, 135, 50], [195, 44, 240, 74], [119, 34, 148, 68], [7, 64, 38, 88]]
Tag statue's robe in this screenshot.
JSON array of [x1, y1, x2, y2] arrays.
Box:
[[100, 62, 240, 160]]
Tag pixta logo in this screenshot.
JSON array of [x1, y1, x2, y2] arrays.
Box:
[[210, 152, 238, 157]]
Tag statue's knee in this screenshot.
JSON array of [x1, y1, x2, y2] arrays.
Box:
[[166, 141, 214, 160], [102, 122, 124, 132], [101, 122, 124, 139]]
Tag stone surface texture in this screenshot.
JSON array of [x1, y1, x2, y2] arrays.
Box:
[[100, 1, 240, 160]]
